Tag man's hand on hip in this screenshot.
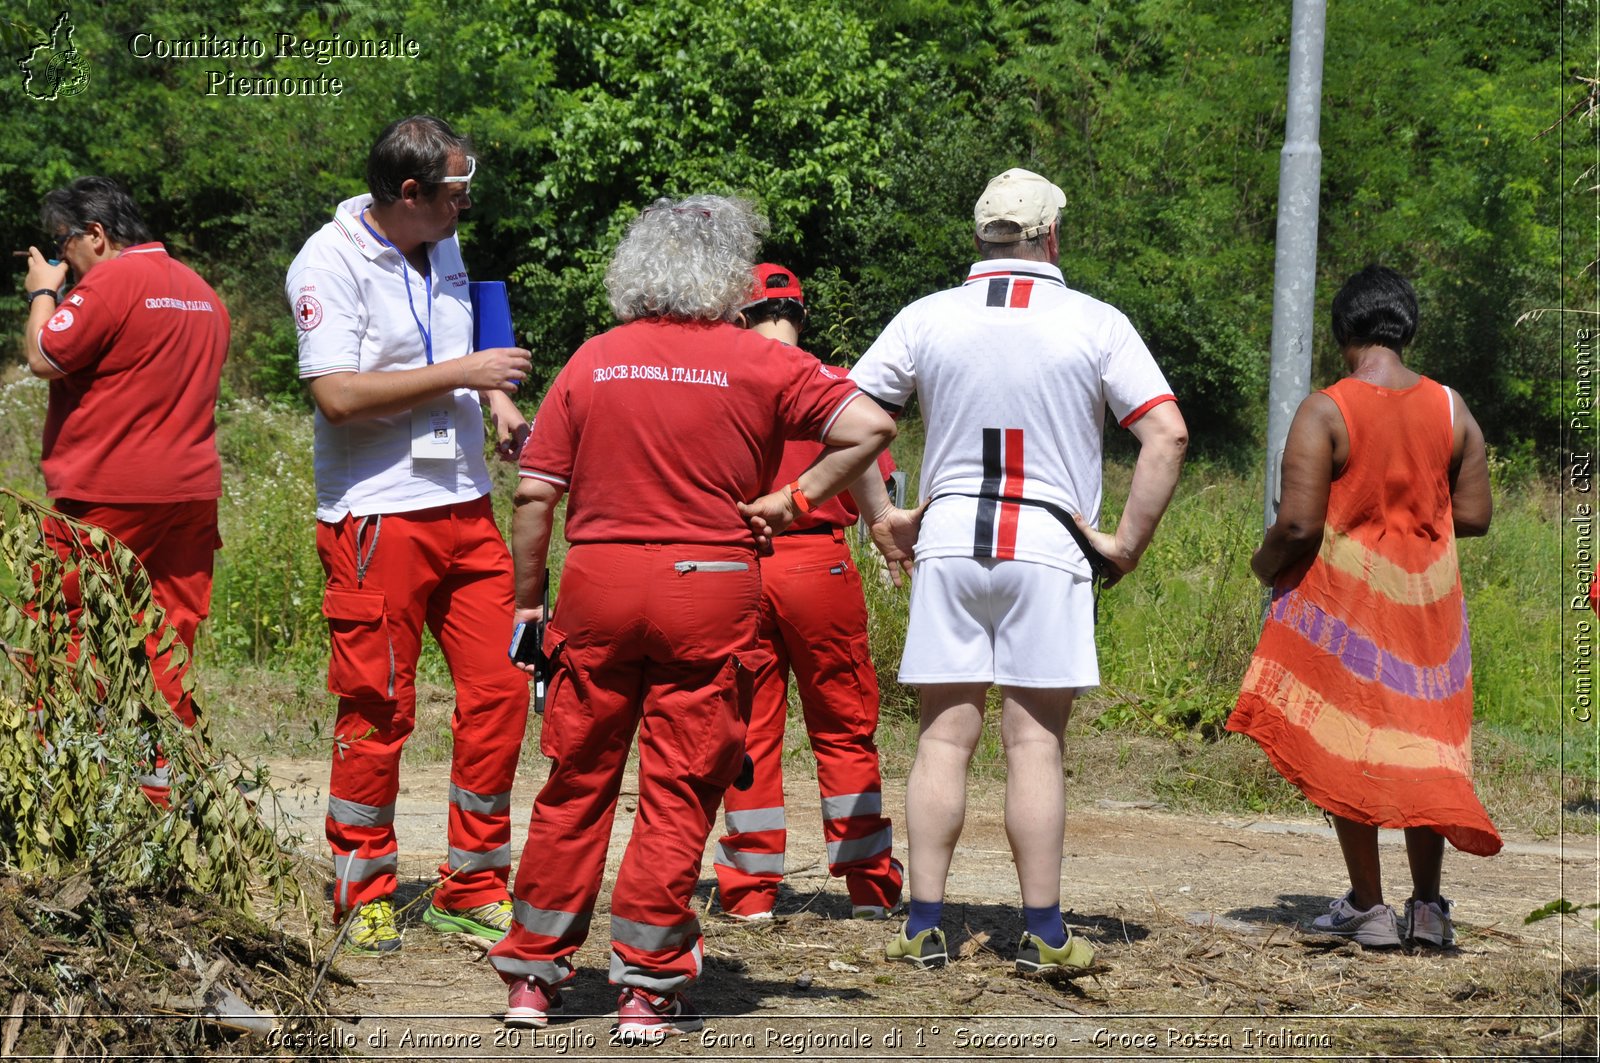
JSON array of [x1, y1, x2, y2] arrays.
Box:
[[866, 501, 925, 588]]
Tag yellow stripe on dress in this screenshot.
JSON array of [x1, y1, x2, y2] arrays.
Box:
[[1316, 526, 1460, 607], [1240, 658, 1474, 777]]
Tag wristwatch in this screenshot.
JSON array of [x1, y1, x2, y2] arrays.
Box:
[[26, 288, 58, 306]]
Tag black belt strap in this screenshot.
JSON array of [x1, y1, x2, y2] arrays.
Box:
[[928, 491, 1112, 622], [777, 522, 839, 537]]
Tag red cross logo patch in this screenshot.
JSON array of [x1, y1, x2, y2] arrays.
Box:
[[46, 307, 74, 332], [295, 294, 323, 331]]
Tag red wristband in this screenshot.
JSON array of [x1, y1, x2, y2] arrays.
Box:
[[786, 480, 814, 514]]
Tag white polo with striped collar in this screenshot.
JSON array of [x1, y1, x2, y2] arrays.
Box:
[[851, 258, 1174, 577]]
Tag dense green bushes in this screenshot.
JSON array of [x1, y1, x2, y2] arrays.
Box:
[[3, 0, 1573, 454], [0, 377, 1561, 747]]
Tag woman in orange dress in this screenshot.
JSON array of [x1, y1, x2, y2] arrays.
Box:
[[1229, 265, 1499, 949]]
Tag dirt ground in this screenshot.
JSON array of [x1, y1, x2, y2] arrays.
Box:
[[246, 748, 1600, 1063]]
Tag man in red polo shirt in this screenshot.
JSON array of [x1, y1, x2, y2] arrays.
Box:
[[21, 176, 230, 804], [712, 263, 903, 921]]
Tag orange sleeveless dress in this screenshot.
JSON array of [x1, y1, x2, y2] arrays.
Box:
[[1228, 376, 1501, 856]]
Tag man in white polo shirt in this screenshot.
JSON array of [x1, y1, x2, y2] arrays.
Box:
[[286, 115, 532, 955], [852, 167, 1188, 977]]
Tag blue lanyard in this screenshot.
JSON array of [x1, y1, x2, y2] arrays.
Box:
[[360, 210, 433, 365]]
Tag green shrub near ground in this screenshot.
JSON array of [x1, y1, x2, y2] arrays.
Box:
[[198, 408, 1564, 750], [0, 490, 299, 908], [0, 385, 1568, 779], [207, 401, 322, 674]]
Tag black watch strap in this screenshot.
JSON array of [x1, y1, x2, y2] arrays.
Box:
[[26, 288, 58, 306]]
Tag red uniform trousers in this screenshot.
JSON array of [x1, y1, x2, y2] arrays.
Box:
[[316, 495, 529, 918], [488, 543, 763, 993], [41, 499, 220, 804], [714, 529, 900, 915]]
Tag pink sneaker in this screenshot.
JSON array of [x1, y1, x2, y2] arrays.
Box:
[[505, 978, 562, 1029], [614, 987, 704, 1043]]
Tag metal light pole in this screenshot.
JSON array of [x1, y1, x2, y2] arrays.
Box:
[[1264, 0, 1327, 531]]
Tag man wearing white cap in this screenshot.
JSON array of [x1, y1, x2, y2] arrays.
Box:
[[851, 167, 1188, 975]]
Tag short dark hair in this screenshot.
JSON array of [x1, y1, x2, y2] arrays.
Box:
[[742, 298, 807, 331], [366, 115, 471, 205], [1330, 265, 1418, 351], [976, 219, 1051, 261], [40, 176, 152, 246]]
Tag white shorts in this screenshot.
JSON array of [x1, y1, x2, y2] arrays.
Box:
[[898, 556, 1098, 689]]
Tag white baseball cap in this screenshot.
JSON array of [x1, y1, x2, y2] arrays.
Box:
[[974, 167, 1066, 243]]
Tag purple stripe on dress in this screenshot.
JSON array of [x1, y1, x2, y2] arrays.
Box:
[[1269, 590, 1471, 699]]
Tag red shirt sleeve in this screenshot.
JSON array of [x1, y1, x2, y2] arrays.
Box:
[[519, 363, 578, 487], [775, 349, 860, 442], [36, 273, 126, 375]]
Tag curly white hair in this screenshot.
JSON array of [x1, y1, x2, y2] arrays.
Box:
[[604, 195, 769, 322]]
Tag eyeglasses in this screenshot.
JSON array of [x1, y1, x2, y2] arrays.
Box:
[[435, 156, 477, 185], [54, 229, 84, 257]]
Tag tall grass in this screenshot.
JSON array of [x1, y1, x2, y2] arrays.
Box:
[[207, 401, 323, 672], [0, 381, 1567, 775]]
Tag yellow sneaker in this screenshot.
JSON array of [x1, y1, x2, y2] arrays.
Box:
[[342, 899, 402, 955], [1015, 930, 1095, 976], [885, 926, 947, 969]]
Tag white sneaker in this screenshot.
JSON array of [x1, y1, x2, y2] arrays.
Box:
[[1309, 892, 1400, 947], [726, 908, 773, 922], [1403, 896, 1455, 947]]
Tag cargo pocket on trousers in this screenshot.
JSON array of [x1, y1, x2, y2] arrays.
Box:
[[537, 627, 572, 760], [321, 588, 393, 700], [687, 649, 772, 788]]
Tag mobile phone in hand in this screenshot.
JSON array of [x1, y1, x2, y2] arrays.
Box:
[[509, 620, 546, 668], [510, 616, 550, 715]]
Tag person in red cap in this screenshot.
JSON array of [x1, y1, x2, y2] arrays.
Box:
[[711, 263, 904, 921]]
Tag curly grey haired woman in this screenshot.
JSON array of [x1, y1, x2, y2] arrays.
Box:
[[605, 194, 769, 322], [488, 192, 895, 1043]]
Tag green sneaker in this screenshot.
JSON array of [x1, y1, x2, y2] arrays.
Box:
[[1015, 930, 1095, 976], [342, 899, 402, 956], [885, 926, 948, 969], [423, 899, 514, 942]]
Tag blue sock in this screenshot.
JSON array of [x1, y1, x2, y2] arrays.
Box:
[[905, 898, 943, 937], [1023, 904, 1066, 948]]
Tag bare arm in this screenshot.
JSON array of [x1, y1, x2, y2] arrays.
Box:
[[1448, 391, 1492, 537], [484, 388, 530, 463], [21, 248, 68, 380], [738, 395, 897, 543], [308, 346, 533, 425], [848, 464, 921, 587], [1250, 393, 1340, 585], [509, 476, 564, 673], [1073, 399, 1189, 587]]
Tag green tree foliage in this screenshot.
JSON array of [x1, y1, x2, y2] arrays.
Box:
[[1315, 0, 1562, 459], [0, 0, 1564, 450], [995, 0, 1560, 451]]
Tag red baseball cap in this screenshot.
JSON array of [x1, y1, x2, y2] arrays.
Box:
[[744, 262, 804, 309]]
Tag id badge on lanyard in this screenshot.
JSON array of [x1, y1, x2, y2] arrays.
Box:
[[407, 268, 455, 460], [411, 404, 456, 460], [362, 211, 457, 464]]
